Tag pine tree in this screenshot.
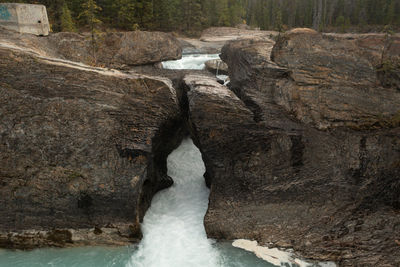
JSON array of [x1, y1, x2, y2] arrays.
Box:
[[13, 0, 400, 33], [336, 15, 345, 32], [60, 2, 76, 32], [114, 0, 135, 30], [386, 0, 396, 25], [217, 0, 230, 26], [181, 0, 204, 34], [79, 0, 102, 63]]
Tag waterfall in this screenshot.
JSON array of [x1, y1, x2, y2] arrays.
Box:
[[126, 138, 220, 267]]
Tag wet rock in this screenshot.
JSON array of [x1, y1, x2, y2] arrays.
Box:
[[204, 59, 229, 75], [0, 40, 184, 248]]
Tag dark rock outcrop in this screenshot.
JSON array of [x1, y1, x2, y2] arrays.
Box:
[[0, 42, 184, 247], [186, 30, 400, 266]]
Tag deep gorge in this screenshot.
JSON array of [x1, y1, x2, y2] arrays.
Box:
[[0, 25, 399, 266]]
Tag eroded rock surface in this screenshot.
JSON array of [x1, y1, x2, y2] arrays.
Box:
[[187, 30, 400, 266], [204, 59, 229, 75], [200, 27, 277, 42], [0, 41, 184, 248], [178, 38, 224, 54], [0, 28, 182, 68], [222, 28, 400, 129]]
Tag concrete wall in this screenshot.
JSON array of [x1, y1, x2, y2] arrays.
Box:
[[0, 3, 50, 36]]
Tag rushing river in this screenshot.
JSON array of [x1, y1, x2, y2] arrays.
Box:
[[162, 54, 230, 85], [162, 54, 220, 70]]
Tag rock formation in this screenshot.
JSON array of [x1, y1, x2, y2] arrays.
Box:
[[0, 28, 182, 69], [200, 27, 277, 42], [1, 25, 400, 266], [0, 36, 184, 248], [184, 29, 400, 266], [204, 59, 229, 75]]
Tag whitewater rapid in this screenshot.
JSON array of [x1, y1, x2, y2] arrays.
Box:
[[162, 54, 220, 70], [127, 138, 219, 267], [162, 54, 230, 85]]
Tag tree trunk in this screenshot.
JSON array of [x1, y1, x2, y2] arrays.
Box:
[[313, 0, 323, 30]]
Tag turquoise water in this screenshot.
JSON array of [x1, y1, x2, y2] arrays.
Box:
[[0, 243, 272, 267]]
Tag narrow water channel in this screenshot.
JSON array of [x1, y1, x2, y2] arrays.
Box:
[[127, 138, 220, 266]]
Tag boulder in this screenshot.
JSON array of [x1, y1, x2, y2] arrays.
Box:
[[0, 41, 184, 247], [204, 59, 229, 75], [185, 30, 400, 266], [95, 31, 182, 67]]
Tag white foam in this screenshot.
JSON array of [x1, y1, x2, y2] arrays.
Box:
[[232, 239, 336, 267], [162, 54, 220, 70], [126, 139, 219, 267]]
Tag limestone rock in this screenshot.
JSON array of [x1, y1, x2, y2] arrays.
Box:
[[187, 30, 400, 265], [222, 30, 400, 129], [0, 42, 184, 248], [200, 27, 278, 42], [272, 29, 400, 129], [96, 31, 182, 67], [204, 59, 229, 75], [0, 28, 182, 68], [178, 38, 224, 54]]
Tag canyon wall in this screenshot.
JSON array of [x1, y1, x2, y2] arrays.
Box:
[[185, 29, 400, 266], [0, 34, 184, 248], [1, 26, 399, 266]]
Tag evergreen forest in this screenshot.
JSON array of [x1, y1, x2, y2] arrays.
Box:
[[1, 0, 399, 34]]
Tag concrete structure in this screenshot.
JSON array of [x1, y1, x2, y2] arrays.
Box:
[[0, 3, 49, 36]]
